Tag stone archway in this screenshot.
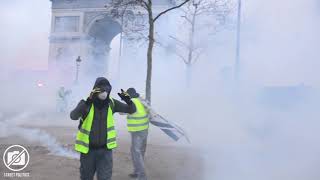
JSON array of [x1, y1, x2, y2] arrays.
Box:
[[48, 8, 123, 80], [48, 0, 174, 83], [85, 14, 122, 76], [86, 14, 122, 44]]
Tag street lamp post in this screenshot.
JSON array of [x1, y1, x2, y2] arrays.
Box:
[[75, 56, 82, 84]]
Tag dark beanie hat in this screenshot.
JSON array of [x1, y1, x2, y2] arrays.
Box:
[[127, 88, 140, 98]]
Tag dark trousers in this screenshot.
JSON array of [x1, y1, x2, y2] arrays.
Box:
[[80, 148, 113, 180]]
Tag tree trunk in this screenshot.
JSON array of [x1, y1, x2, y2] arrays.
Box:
[[235, 0, 242, 81], [146, 2, 154, 104], [186, 8, 197, 87], [185, 63, 192, 87], [187, 12, 196, 65]]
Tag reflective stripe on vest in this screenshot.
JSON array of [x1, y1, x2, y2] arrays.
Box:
[[127, 98, 149, 132], [75, 98, 117, 154]]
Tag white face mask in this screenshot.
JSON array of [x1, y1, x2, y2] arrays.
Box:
[[98, 91, 108, 100]]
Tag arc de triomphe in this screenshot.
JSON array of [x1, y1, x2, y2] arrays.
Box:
[[48, 0, 174, 81]]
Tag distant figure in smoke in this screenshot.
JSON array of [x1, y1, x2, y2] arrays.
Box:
[[126, 88, 149, 180], [57, 86, 72, 113], [70, 77, 136, 180]]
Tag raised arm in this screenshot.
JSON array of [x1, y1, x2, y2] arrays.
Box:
[[113, 99, 136, 114]]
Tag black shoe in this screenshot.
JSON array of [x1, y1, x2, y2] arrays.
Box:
[[129, 173, 138, 178]]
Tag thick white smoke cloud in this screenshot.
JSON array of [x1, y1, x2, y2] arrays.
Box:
[[0, 0, 319, 180], [0, 112, 78, 159], [0, 0, 50, 71], [241, 0, 320, 87], [173, 0, 320, 179]]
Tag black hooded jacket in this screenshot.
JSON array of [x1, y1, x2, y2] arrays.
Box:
[[70, 77, 136, 149]]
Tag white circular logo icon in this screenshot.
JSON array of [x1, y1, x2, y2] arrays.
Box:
[[3, 145, 30, 172]]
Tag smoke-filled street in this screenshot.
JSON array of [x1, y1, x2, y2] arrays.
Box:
[[0, 123, 202, 180], [1, 0, 320, 180]]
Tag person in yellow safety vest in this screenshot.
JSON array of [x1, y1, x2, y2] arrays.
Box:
[[70, 77, 136, 180], [126, 88, 149, 180]]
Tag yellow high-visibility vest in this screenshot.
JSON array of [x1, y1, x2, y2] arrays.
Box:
[[127, 98, 149, 132], [75, 98, 117, 154]]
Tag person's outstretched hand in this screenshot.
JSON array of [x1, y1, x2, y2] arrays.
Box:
[[117, 89, 131, 104]]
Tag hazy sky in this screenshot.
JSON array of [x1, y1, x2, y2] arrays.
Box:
[[0, 0, 51, 70], [240, 0, 320, 86], [0, 0, 319, 86]]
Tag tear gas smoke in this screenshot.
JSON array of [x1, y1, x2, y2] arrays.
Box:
[[0, 112, 78, 159], [0, 0, 319, 179]]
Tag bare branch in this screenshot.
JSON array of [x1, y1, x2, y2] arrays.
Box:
[[155, 38, 189, 64], [153, 0, 191, 22], [140, 0, 149, 9], [176, 52, 189, 64], [181, 15, 192, 24], [191, 49, 204, 65], [169, 35, 190, 49]]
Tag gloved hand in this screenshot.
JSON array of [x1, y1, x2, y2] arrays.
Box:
[[118, 89, 132, 104], [85, 88, 101, 105]]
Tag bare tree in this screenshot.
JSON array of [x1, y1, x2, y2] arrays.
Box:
[[109, 0, 191, 104], [169, 0, 232, 86]]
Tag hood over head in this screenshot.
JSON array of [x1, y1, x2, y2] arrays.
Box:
[[92, 77, 112, 109], [93, 77, 112, 93]]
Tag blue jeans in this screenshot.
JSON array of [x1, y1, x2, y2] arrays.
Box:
[[131, 130, 148, 180], [80, 149, 113, 180]]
